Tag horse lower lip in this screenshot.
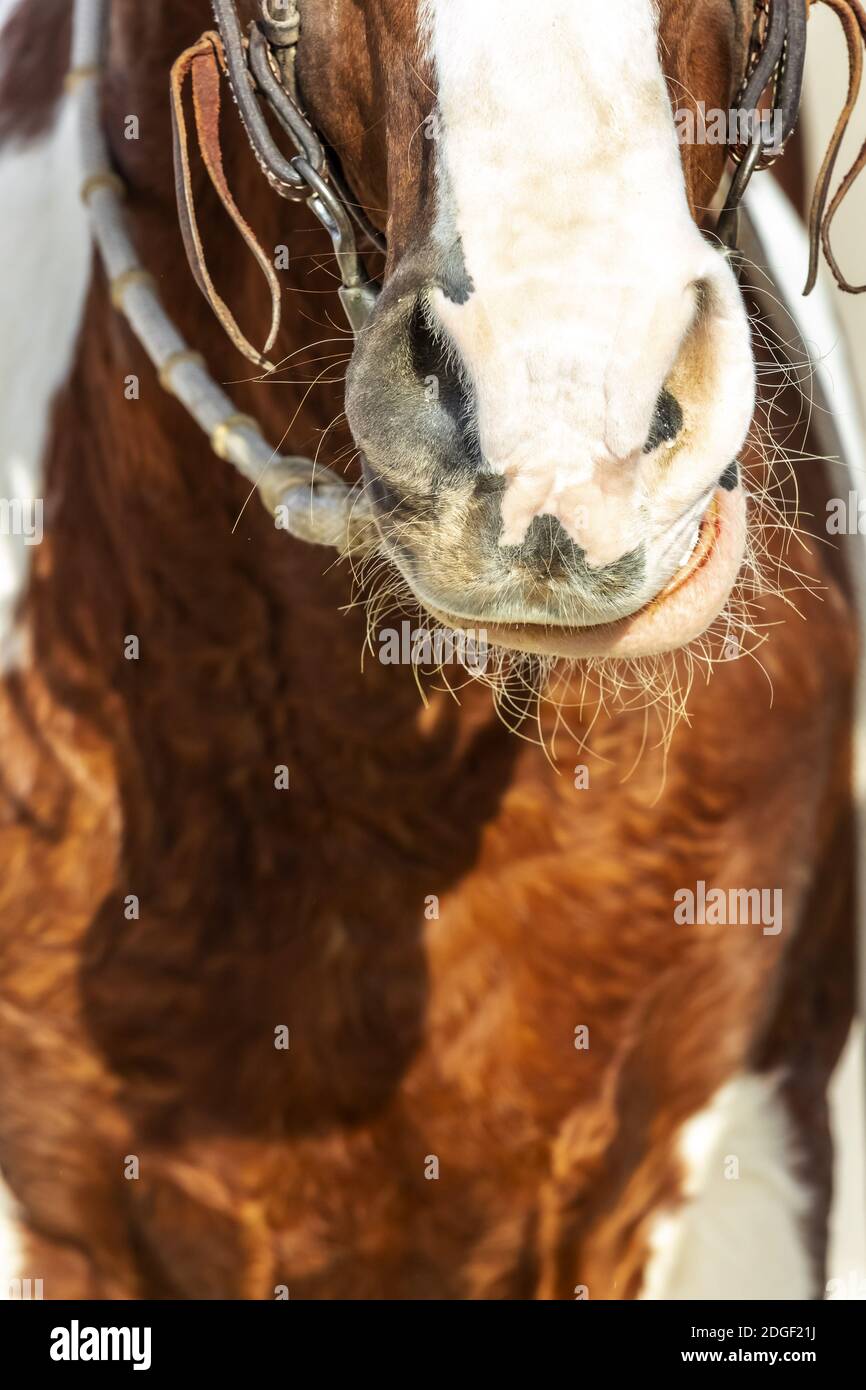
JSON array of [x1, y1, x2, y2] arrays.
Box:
[[421, 487, 746, 660]]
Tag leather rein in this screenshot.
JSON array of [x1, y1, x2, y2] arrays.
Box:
[[69, 0, 866, 557]]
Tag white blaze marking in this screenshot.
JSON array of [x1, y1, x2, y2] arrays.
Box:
[[421, 0, 754, 569]]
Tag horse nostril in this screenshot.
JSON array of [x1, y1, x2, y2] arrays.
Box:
[[408, 300, 464, 403], [644, 388, 683, 453], [719, 460, 739, 491]]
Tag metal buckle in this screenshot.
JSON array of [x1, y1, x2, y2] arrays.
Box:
[[259, 0, 301, 48]]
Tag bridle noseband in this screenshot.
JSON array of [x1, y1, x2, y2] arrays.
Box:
[[68, 0, 866, 558]]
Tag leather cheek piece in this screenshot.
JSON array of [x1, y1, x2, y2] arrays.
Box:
[[170, 31, 282, 369]]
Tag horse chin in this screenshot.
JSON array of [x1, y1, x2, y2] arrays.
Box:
[[418, 487, 748, 662]]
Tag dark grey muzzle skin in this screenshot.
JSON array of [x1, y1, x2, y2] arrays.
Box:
[[345, 263, 649, 629]]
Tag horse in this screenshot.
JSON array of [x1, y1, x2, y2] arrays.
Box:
[[0, 0, 863, 1299]]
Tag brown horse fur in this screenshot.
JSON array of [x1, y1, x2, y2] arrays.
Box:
[[0, 0, 857, 1298]]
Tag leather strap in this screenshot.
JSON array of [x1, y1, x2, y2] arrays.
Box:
[[805, 0, 866, 293], [170, 31, 282, 368]]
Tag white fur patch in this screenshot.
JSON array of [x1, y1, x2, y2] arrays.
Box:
[[641, 1074, 814, 1300], [421, 0, 754, 581], [0, 77, 92, 667]]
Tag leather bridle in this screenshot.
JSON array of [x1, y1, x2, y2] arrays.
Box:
[[717, 0, 808, 248], [68, 0, 866, 557], [171, 1, 383, 368], [720, 0, 866, 295], [207, 0, 383, 331], [191, 0, 809, 334], [195, 1, 865, 299]]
